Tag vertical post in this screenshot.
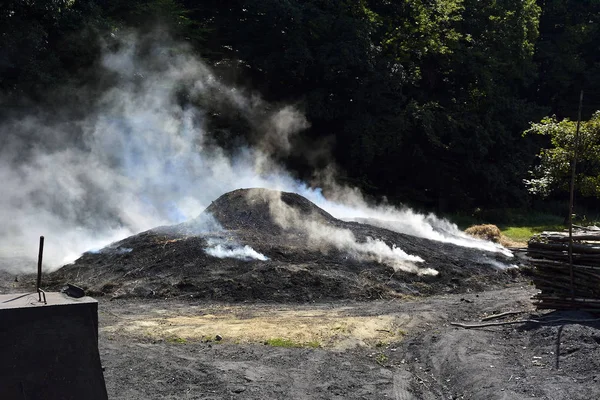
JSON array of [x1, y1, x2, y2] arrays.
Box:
[[37, 236, 44, 301], [568, 90, 584, 299]]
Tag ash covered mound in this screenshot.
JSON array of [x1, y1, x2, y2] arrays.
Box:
[[204, 188, 339, 232], [47, 188, 521, 301]]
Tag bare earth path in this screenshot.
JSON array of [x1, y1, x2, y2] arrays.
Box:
[[2, 189, 596, 399], [97, 284, 600, 400]]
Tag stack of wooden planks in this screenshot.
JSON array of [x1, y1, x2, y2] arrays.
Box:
[[527, 228, 600, 310]]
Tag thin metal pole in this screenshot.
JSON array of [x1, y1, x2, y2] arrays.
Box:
[[568, 90, 584, 298], [37, 236, 44, 301]]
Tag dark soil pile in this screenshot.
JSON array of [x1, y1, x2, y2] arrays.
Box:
[[46, 188, 522, 301], [204, 188, 338, 233]]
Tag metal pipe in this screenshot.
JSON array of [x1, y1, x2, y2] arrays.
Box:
[[37, 236, 44, 302], [38, 288, 47, 305]]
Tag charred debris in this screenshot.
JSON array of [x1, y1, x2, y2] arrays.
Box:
[[47, 189, 520, 302]]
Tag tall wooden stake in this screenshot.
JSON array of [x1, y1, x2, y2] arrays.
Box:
[[568, 90, 584, 298], [37, 236, 44, 299]]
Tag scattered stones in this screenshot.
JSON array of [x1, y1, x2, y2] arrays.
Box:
[[230, 385, 246, 394]]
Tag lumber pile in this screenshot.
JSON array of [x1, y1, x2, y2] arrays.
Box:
[[527, 228, 600, 310]]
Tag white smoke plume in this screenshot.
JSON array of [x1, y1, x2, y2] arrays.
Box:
[[292, 184, 513, 258], [0, 31, 509, 273], [204, 239, 268, 262], [478, 257, 518, 270], [0, 32, 306, 271], [246, 189, 436, 276]]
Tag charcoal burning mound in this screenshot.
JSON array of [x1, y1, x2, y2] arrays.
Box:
[[46, 188, 522, 302]]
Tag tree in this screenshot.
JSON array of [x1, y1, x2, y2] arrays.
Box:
[[354, 0, 543, 210], [0, 0, 107, 100], [524, 111, 600, 199], [6, 0, 600, 214], [534, 0, 600, 119]]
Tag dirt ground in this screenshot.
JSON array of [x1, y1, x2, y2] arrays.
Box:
[[3, 189, 599, 398], [97, 284, 600, 400]]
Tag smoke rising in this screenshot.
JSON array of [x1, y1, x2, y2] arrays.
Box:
[[296, 186, 513, 258], [0, 31, 510, 273], [247, 189, 436, 276], [204, 239, 269, 262], [0, 32, 306, 271]]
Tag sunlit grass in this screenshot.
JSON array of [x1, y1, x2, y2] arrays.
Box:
[[166, 336, 187, 344], [448, 209, 569, 245], [448, 207, 600, 245], [500, 224, 565, 243]]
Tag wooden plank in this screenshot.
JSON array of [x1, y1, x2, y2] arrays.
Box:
[[528, 241, 600, 254]]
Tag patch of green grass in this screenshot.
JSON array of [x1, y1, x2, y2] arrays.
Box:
[[500, 224, 565, 243], [265, 338, 320, 348], [447, 209, 566, 231], [500, 226, 533, 242], [166, 336, 187, 344], [375, 353, 388, 366], [447, 208, 569, 243], [448, 207, 600, 244]]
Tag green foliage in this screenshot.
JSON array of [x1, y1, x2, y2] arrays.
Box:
[[101, 0, 204, 41], [2, 0, 600, 214], [0, 0, 206, 102], [348, 0, 543, 210], [524, 111, 600, 198], [534, 0, 600, 119], [166, 336, 187, 344], [375, 352, 388, 365], [0, 0, 107, 98]]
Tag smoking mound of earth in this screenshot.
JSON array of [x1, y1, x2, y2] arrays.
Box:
[[47, 188, 517, 301]]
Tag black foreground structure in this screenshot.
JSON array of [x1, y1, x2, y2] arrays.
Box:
[[0, 292, 108, 400]]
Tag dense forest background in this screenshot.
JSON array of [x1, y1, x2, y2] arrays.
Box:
[[2, 0, 600, 217]]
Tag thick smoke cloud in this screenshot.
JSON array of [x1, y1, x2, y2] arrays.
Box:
[[0, 32, 305, 271], [0, 31, 510, 273], [246, 189, 435, 276]]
